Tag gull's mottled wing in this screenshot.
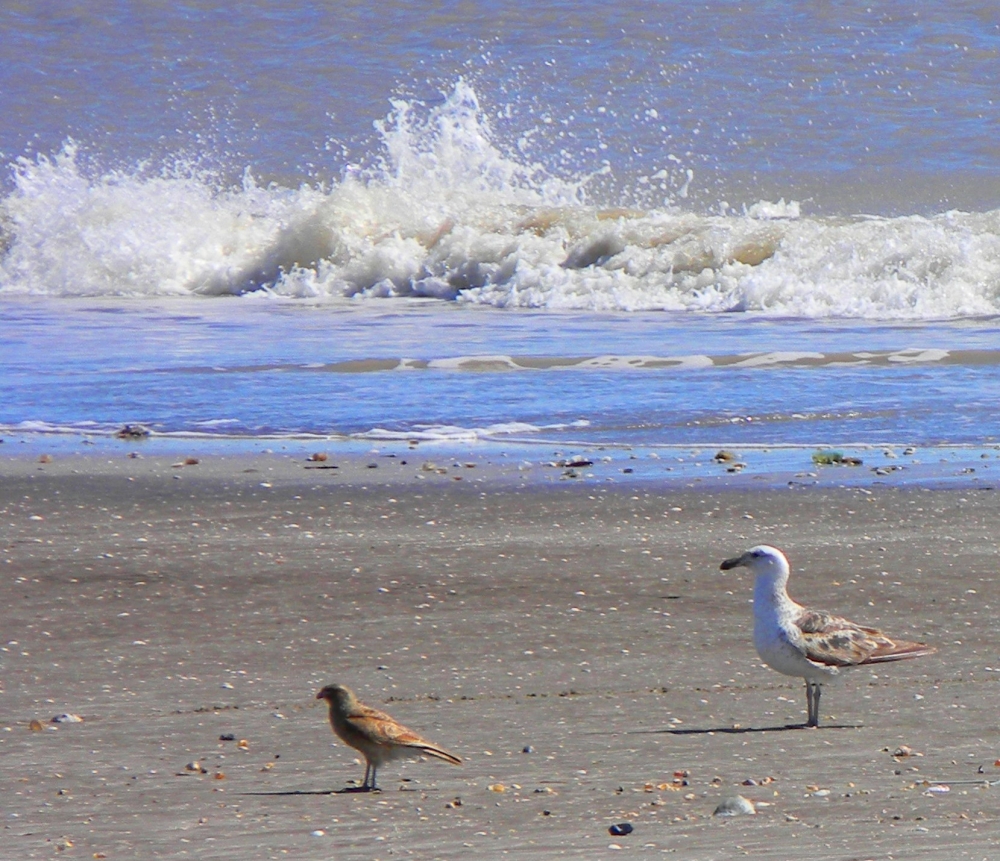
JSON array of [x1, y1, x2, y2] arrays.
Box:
[[794, 607, 935, 667]]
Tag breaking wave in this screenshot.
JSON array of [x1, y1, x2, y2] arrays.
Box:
[[3, 80, 1000, 318]]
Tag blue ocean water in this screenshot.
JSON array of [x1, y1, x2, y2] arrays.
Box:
[[2, 3, 999, 453]]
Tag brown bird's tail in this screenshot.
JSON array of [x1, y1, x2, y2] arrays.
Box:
[[410, 742, 462, 766]]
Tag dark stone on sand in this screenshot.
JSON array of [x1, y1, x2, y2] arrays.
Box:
[[115, 424, 151, 440], [609, 822, 633, 836]]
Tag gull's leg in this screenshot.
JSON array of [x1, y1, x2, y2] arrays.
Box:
[[369, 763, 379, 791], [806, 680, 822, 727]]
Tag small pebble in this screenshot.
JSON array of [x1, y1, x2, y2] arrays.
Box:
[[608, 822, 633, 836]]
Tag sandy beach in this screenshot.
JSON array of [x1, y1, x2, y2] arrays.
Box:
[[3, 445, 1000, 859]]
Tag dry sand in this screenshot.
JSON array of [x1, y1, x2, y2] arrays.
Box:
[[2, 447, 1000, 859]]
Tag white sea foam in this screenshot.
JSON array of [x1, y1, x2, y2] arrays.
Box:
[[733, 352, 825, 368], [4, 81, 1000, 318], [427, 355, 524, 371], [359, 420, 588, 442], [577, 354, 715, 370]]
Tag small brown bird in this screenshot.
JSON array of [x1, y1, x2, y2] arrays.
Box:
[[316, 683, 462, 791]]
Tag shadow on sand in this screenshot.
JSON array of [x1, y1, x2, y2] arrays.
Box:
[[241, 785, 434, 796], [629, 722, 862, 735], [241, 787, 373, 796]]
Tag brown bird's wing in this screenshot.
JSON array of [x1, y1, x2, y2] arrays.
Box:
[[346, 706, 462, 765], [794, 607, 936, 668]]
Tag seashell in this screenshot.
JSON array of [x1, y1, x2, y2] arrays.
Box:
[[713, 795, 756, 816], [51, 713, 83, 723]]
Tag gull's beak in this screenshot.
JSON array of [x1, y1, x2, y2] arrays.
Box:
[[720, 551, 751, 571]]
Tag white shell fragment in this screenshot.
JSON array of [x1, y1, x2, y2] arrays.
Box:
[[713, 795, 756, 817]]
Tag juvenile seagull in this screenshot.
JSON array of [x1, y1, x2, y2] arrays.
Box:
[[719, 545, 936, 727], [316, 683, 461, 791]]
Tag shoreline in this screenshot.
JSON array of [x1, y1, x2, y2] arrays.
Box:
[[3, 450, 1000, 858], [3, 432, 1000, 492]]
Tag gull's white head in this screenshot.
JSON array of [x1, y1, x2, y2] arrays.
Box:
[[719, 545, 790, 583]]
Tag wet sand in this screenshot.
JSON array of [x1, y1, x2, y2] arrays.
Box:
[[3, 449, 1000, 859]]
